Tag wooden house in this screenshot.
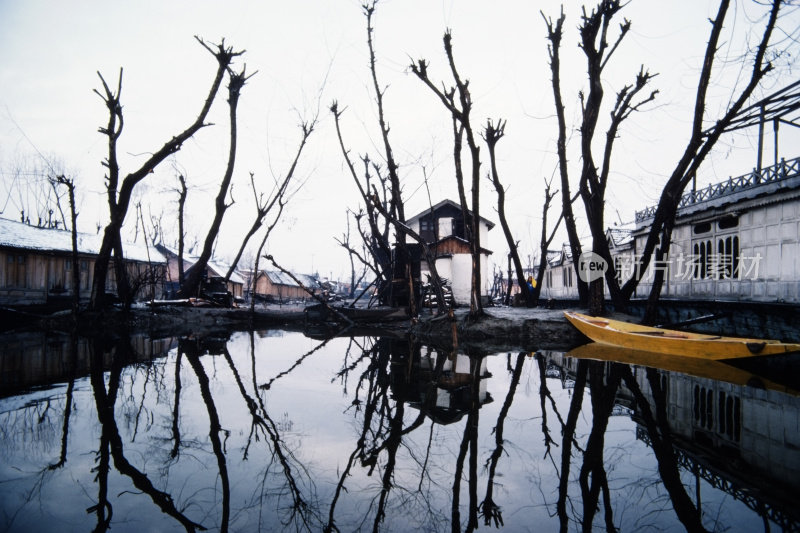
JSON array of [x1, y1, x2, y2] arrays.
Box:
[[250, 270, 319, 302], [405, 199, 495, 305], [155, 245, 244, 300], [0, 217, 166, 306], [540, 246, 576, 300]]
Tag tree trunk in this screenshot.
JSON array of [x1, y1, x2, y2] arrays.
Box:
[[180, 69, 249, 299], [89, 38, 237, 310]]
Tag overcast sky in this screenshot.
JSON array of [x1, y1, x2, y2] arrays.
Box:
[[1, 0, 799, 280]]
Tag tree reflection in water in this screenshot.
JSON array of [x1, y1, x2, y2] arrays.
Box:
[[88, 335, 205, 532], [1, 330, 798, 532]]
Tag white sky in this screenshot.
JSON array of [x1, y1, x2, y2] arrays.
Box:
[[1, 0, 799, 280]]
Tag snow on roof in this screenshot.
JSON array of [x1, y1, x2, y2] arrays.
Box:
[[606, 226, 633, 248], [0, 217, 165, 263], [265, 270, 319, 289], [406, 199, 496, 230], [156, 244, 244, 285], [207, 259, 244, 285], [546, 249, 564, 267]]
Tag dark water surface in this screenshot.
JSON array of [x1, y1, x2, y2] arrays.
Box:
[[1, 329, 799, 532]]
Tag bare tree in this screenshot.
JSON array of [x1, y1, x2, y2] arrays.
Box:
[[224, 117, 315, 287], [483, 119, 534, 306], [544, 1, 657, 315], [628, 0, 784, 323], [531, 178, 565, 305], [50, 174, 80, 317], [331, 105, 393, 304], [179, 63, 254, 299], [543, 7, 589, 306], [175, 173, 188, 287], [411, 30, 486, 317], [331, 1, 449, 314], [89, 37, 241, 310]]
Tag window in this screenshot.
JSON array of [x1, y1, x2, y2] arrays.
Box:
[[693, 385, 714, 430], [694, 386, 740, 442], [691, 216, 740, 280], [694, 222, 712, 234], [717, 235, 739, 279], [419, 219, 434, 242], [718, 390, 741, 442], [5, 254, 27, 288], [692, 240, 712, 279], [563, 267, 573, 288], [718, 216, 739, 230]]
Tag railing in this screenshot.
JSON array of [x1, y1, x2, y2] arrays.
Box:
[[636, 426, 799, 532], [635, 156, 800, 222]]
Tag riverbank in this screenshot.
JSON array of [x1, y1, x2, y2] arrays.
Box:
[[25, 303, 594, 352], [12, 304, 585, 352], [13, 299, 800, 353]]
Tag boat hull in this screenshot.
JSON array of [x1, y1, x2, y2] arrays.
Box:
[[564, 311, 800, 360], [566, 343, 800, 395]]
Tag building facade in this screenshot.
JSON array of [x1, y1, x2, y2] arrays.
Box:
[[250, 270, 319, 302], [0, 218, 166, 306], [632, 156, 800, 303], [538, 156, 800, 305], [405, 199, 495, 306]]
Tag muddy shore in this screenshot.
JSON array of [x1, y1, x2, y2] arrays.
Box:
[[29, 304, 594, 353]]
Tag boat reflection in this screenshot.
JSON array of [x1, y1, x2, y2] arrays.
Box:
[[0, 331, 798, 531], [567, 341, 800, 395], [551, 344, 800, 531]]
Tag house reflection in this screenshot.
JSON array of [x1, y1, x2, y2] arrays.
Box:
[[542, 349, 800, 530], [0, 331, 177, 397], [382, 338, 493, 425]]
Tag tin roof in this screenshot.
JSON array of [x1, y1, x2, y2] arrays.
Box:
[[0, 217, 165, 263], [264, 270, 319, 289], [407, 199, 496, 230]]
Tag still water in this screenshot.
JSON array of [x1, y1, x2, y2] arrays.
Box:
[[1, 329, 799, 532]]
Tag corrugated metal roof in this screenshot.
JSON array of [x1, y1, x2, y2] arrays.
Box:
[[606, 227, 633, 248], [0, 217, 165, 263], [206, 259, 245, 285], [156, 243, 244, 285], [265, 270, 319, 289]]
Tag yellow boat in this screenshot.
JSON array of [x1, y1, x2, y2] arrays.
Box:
[[566, 343, 800, 396], [563, 311, 800, 360]]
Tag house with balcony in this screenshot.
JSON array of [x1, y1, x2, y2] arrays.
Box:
[[405, 199, 495, 306], [631, 156, 800, 303], [535, 156, 800, 306]]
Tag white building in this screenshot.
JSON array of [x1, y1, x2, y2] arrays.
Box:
[[405, 199, 494, 306], [538, 156, 800, 305], [632, 156, 800, 303]]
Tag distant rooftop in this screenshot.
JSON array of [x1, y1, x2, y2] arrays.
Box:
[[156, 243, 246, 284], [635, 155, 800, 224], [0, 217, 164, 263], [264, 270, 318, 289], [407, 199, 496, 230], [606, 226, 634, 248]]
